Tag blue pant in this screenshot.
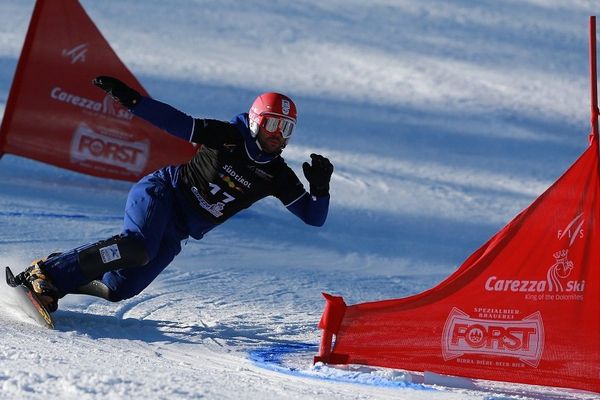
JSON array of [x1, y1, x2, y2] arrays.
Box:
[[46, 166, 215, 301]]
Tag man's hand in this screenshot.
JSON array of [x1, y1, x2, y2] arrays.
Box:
[[302, 153, 334, 197], [92, 76, 141, 109]]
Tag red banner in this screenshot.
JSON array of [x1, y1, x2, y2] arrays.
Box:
[[316, 138, 600, 393], [0, 0, 195, 181]]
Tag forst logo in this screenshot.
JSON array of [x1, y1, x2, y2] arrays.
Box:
[[78, 135, 143, 164], [70, 123, 149, 174], [442, 308, 544, 367], [451, 321, 535, 351]]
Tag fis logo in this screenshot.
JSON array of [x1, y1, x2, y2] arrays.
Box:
[[62, 43, 88, 64], [70, 123, 149, 174], [484, 214, 586, 296], [442, 308, 544, 367]]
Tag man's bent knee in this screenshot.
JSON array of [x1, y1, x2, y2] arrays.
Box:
[[102, 275, 147, 302], [78, 233, 150, 280], [76, 278, 140, 303]]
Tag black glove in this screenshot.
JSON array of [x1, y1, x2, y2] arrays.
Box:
[[92, 76, 141, 109], [302, 153, 334, 197]]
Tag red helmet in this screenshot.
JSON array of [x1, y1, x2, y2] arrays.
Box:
[[248, 92, 297, 139]]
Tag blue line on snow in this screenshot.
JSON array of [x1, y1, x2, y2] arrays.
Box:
[[0, 210, 122, 221], [248, 342, 432, 391]]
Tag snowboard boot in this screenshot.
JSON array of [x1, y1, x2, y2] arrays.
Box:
[[17, 253, 62, 312]]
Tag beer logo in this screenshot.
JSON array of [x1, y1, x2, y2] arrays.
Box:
[[442, 308, 544, 367], [62, 43, 89, 64], [70, 123, 149, 174]]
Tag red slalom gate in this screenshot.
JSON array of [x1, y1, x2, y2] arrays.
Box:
[[315, 17, 600, 393], [0, 0, 196, 181]]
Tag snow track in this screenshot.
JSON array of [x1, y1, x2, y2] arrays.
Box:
[[2, 0, 600, 398], [0, 274, 453, 400]]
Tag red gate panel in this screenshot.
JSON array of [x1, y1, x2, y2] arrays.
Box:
[[317, 137, 600, 393], [0, 0, 195, 181]]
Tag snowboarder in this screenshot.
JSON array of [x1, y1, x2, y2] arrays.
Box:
[[16, 76, 333, 312]]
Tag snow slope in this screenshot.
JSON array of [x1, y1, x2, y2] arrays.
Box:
[[1, 0, 599, 399]]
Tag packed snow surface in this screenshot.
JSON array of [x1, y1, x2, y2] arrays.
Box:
[[1, 1, 599, 399]]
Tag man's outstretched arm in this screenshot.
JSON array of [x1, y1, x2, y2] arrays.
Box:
[[92, 76, 194, 141]]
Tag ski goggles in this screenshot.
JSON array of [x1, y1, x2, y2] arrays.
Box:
[[260, 114, 296, 139]]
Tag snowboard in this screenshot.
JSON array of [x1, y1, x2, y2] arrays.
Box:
[[5, 266, 55, 329]]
